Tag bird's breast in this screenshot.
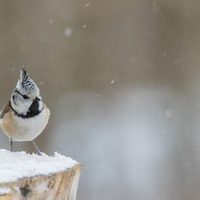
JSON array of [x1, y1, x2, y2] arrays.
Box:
[[1, 104, 50, 141]]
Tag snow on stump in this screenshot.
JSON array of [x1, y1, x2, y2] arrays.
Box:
[[0, 150, 82, 200]]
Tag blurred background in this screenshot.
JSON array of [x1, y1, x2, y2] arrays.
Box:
[[0, 0, 200, 199]]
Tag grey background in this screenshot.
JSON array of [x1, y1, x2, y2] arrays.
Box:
[[0, 1, 200, 200]]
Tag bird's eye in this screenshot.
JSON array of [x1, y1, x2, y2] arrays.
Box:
[[22, 95, 29, 99]]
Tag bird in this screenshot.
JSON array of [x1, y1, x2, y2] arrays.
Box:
[[0, 67, 50, 155]]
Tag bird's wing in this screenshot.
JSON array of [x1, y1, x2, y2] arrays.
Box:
[[0, 102, 11, 119]]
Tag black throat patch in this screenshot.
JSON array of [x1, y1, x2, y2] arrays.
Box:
[[9, 99, 43, 119]]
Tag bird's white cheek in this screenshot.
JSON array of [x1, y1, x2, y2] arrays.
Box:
[[38, 101, 43, 111]]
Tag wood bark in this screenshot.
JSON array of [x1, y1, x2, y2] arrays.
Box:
[[0, 164, 83, 200]]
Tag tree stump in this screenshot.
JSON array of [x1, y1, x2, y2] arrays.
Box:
[[0, 150, 82, 200]]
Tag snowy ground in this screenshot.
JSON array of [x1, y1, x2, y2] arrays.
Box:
[[0, 149, 78, 183]]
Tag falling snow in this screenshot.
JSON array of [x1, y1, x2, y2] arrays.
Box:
[[49, 19, 53, 24], [111, 80, 115, 84], [64, 27, 73, 37]]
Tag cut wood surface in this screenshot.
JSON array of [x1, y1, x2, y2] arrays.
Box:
[[0, 150, 83, 200]]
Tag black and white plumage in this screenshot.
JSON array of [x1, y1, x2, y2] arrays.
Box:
[[0, 67, 50, 155]]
